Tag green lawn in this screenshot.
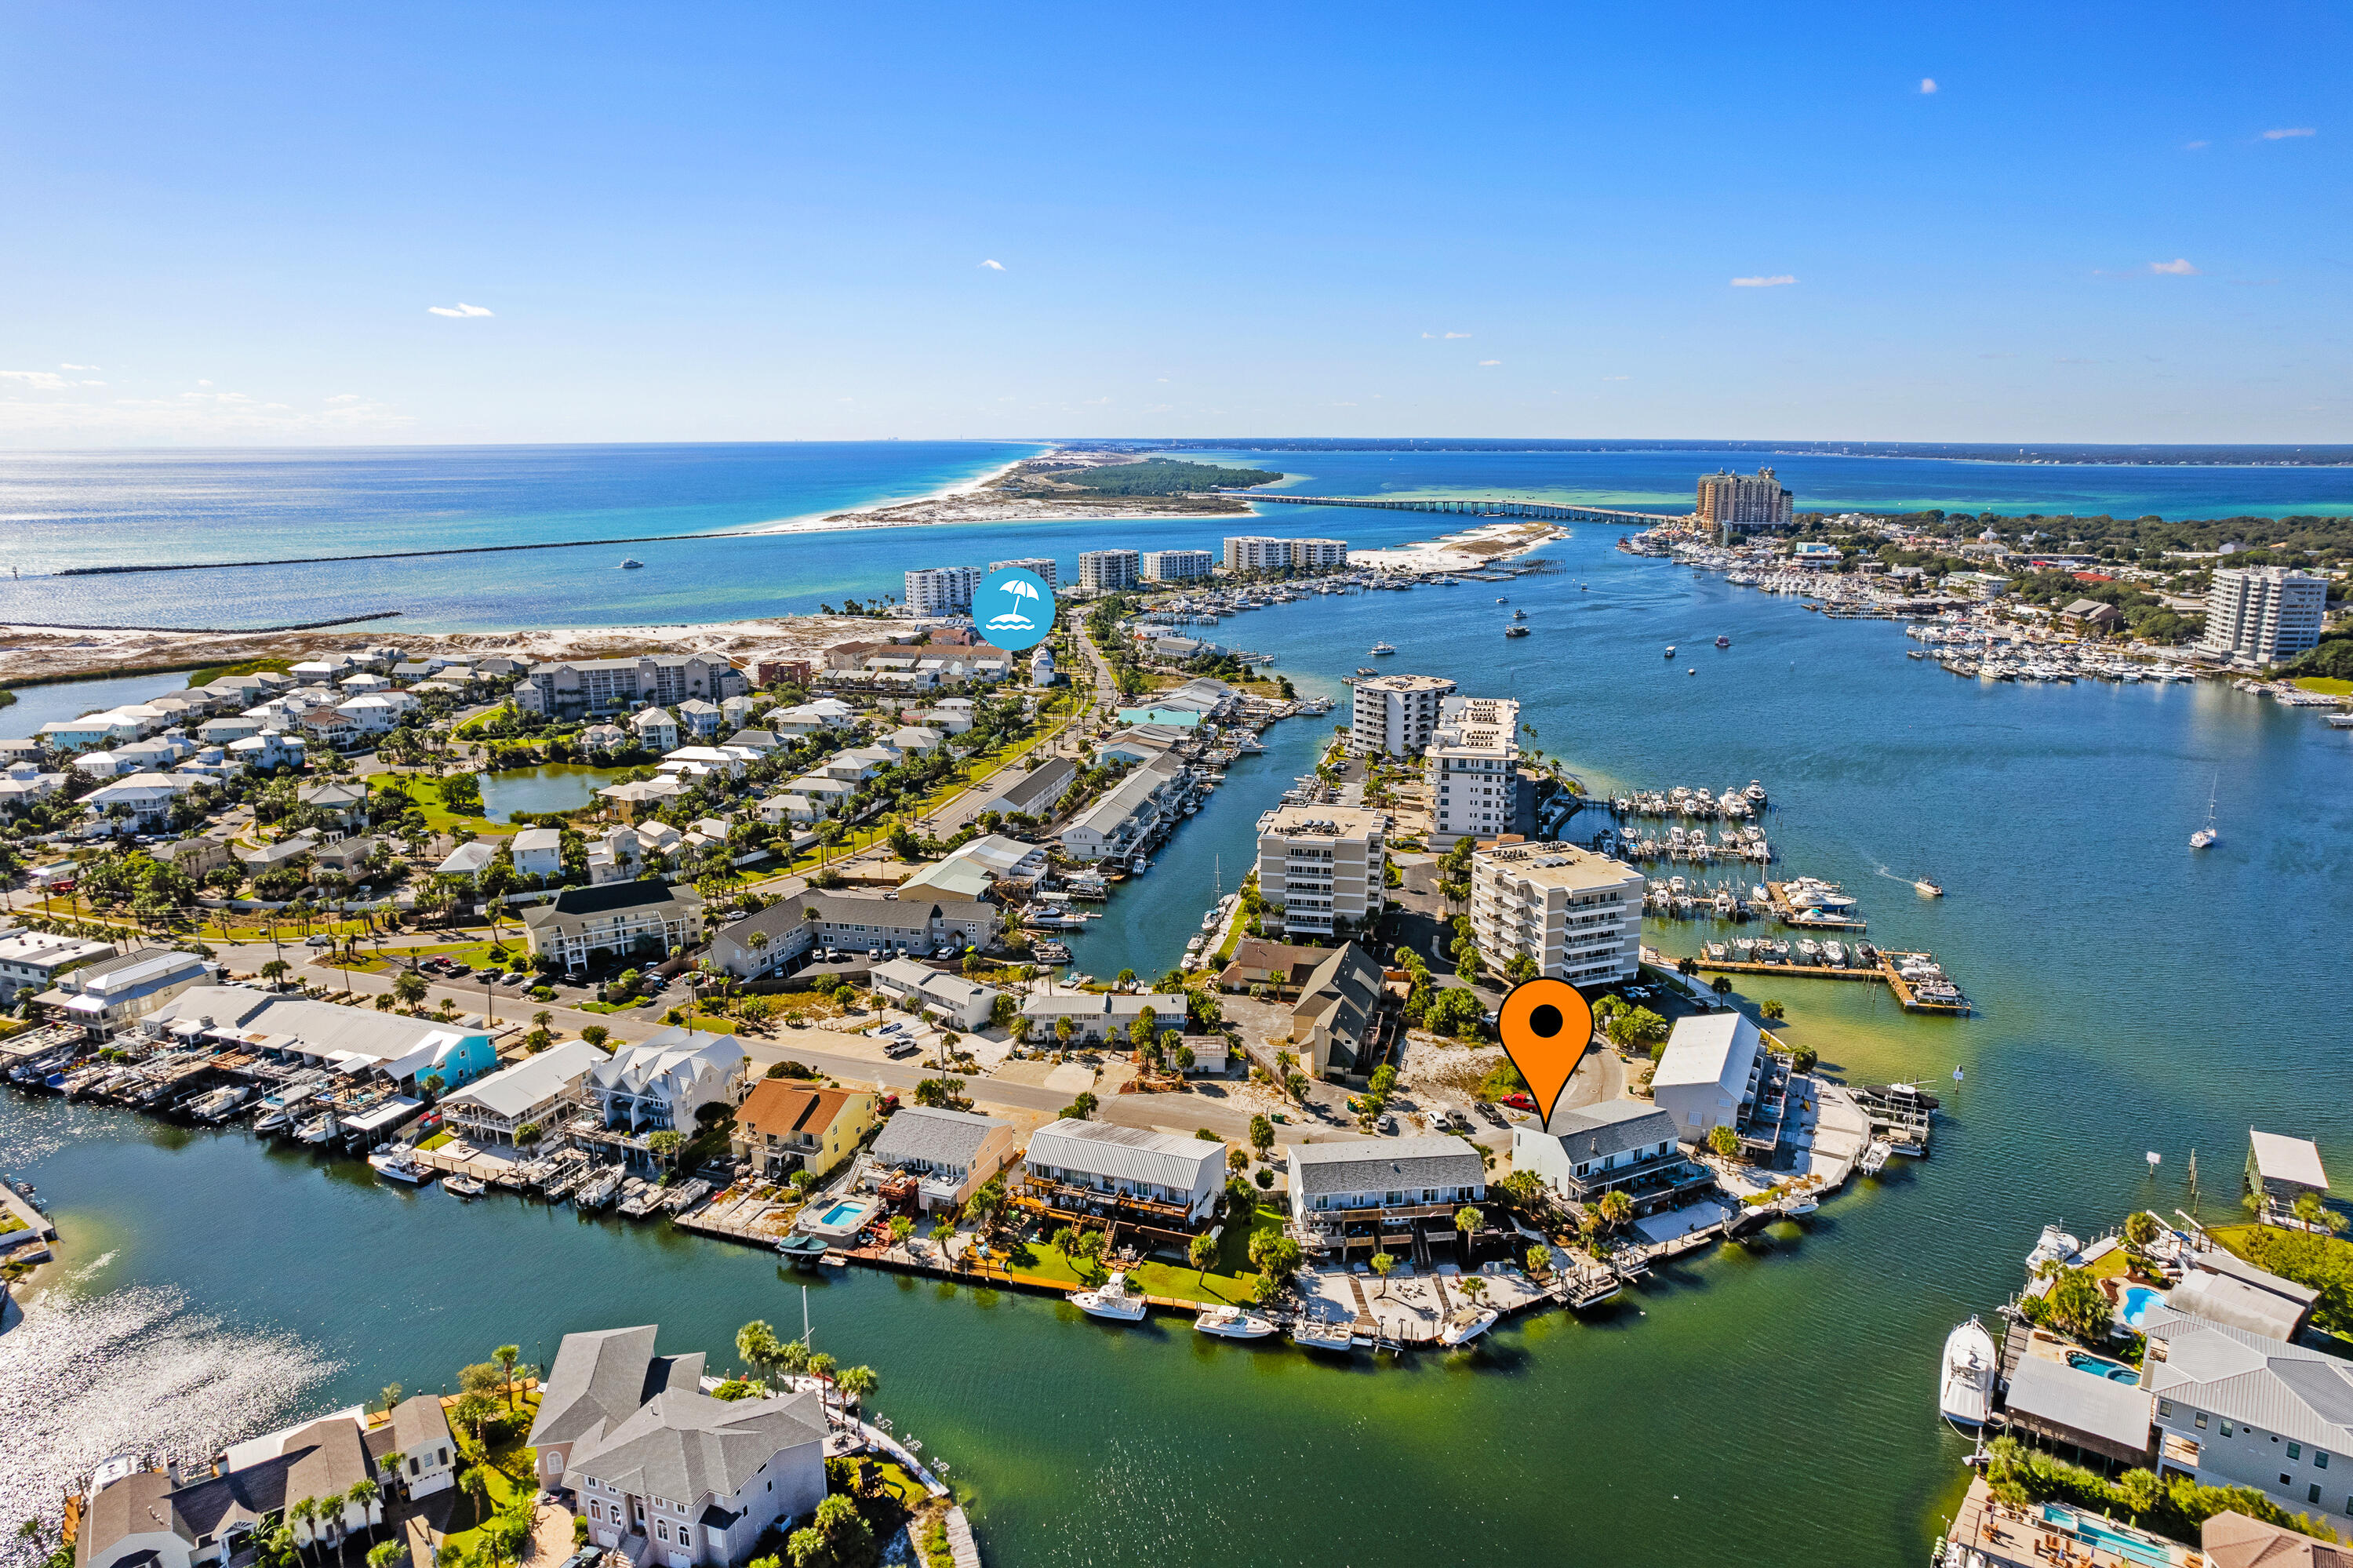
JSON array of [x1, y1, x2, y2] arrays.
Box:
[[2290, 676, 2353, 697], [439, 1392, 543, 1559], [998, 1203, 1286, 1307], [417, 1130, 454, 1151]]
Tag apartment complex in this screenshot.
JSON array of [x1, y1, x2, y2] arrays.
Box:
[[1078, 548, 1140, 591], [1223, 536, 1349, 571], [1254, 803, 1387, 938], [1695, 467, 1795, 540], [1426, 695, 1520, 847], [2200, 566, 2327, 668], [519, 655, 746, 719], [903, 566, 981, 616], [1350, 672, 1457, 755], [1140, 548, 1213, 582], [987, 556, 1058, 591], [1470, 840, 1645, 986]]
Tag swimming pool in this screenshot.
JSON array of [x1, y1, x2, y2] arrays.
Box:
[[798, 1195, 881, 1239], [820, 1202, 864, 1226], [2120, 1284, 2163, 1329], [2041, 1504, 2177, 1567], [2067, 1348, 2142, 1384]]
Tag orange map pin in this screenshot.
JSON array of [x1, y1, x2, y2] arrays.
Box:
[[1497, 977, 1595, 1127]]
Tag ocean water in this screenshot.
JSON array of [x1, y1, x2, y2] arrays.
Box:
[[2, 443, 2348, 634], [5, 447, 2352, 1568]]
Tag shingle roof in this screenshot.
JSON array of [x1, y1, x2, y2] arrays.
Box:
[[529, 1326, 707, 1449], [1540, 1097, 1678, 1155], [2204, 1510, 2353, 1568], [738, 1081, 864, 1142], [521, 879, 700, 926], [1289, 1135, 1484, 1196], [571, 1388, 825, 1503], [870, 1105, 1009, 1169]]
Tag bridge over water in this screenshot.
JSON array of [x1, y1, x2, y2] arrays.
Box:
[[1227, 491, 1691, 528]]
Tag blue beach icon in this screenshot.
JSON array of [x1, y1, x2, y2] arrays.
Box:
[[976, 566, 1055, 649]]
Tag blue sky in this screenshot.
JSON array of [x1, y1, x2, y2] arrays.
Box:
[[0, 1, 2342, 446]]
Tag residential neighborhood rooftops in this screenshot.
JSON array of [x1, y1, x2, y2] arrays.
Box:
[[1024, 1118, 1224, 1189], [572, 1386, 826, 1504], [1288, 1135, 1484, 1196], [2142, 1307, 2353, 1455]]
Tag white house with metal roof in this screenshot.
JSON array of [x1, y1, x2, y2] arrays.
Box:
[[33, 946, 215, 1038], [870, 959, 1001, 1031], [1017, 985, 1187, 1046], [439, 1038, 612, 1147], [1020, 1119, 1226, 1221], [2141, 1303, 2353, 1519], [1649, 1011, 1765, 1144]]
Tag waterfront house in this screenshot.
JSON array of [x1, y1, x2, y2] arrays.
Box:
[[78, 1412, 389, 1568], [1017, 985, 1189, 1047], [528, 1324, 705, 1491], [35, 947, 215, 1039], [144, 987, 497, 1091], [730, 1081, 875, 1181], [866, 1104, 1017, 1213], [1021, 1119, 1226, 1224], [568, 1382, 825, 1568], [585, 1028, 746, 1136], [519, 881, 704, 974], [957, 753, 1072, 822], [581, 722, 631, 755], [1511, 1098, 1710, 1217], [1287, 1136, 1487, 1260], [2141, 1303, 2353, 1519], [365, 1394, 458, 1500], [898, 832, 1049, 900], [2173, 1242, 2320, 1341], [2203, 1511, 2353, 1567], [511, 826, 565, 881], [631, 708, 681, 753], [1058, 753, 1188, 862], [869, 958, 999, 1031], [2246, 1130, 2332, 1224], [440, 1038, 612, 1147], [1650, 1012, 1765, 1144], [599, 777, 686, 821], [2002, 1350, 2157, 1468], [0, 929, 117, 1006]]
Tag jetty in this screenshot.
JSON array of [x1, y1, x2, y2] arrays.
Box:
[[1685, 946, 1971, 1014]]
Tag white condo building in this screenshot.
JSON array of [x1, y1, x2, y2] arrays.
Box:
[[988, 556, 1058, 591], [1470, 841, 1645, 987], [1078, 549, 1140, 591], [1350, 672, 1457, 755], [1224, 536, 1347, 572], [1425, 694, 1519, 847], [1140, 548, 1213, 582], [2200, 566, 2326, 668], [903, 566, 981, 617], [1255, 803, 1387, 938], [1289, 537, 1348, 567]]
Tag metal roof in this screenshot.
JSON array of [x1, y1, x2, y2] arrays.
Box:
[[2249, 1129, 2331, 1190], [2003, 1354, 2155, 1452], [1653, 1012, 1760, 1093], [2144, 1306, 2353, 1452], [1024, 1119, 1225, 1190], [870, 1104, 1009, 1169]]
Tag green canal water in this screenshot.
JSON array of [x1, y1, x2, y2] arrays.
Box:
[[6, 520, 2351, 1567]]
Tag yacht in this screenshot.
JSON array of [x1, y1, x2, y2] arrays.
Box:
[[1369, 642, 1397, 657], [1784, 879, 1857, 911], [1939, 1317, 1997, 1428], [368, 1150, 435, 1184], [1511, 608, 1527, 620], [1495, 596, 1508, 604], [1664, 645, 1676, 659], [1745, 780, 1766, 803], [1822, 940, 1847, 967], [1438, 1304, 1500, 1347], [1071, 1271, 1149, 1322], [1795, 938, 1823, 963], [619, 557, 644, 569], [2025, 1223, 2081, 1271], [1192, 1304, 1278, 1340]]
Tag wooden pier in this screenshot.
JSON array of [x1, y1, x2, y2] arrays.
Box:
[[1693, 948, 1971, 1014], [1761, 881, 1867, 931]]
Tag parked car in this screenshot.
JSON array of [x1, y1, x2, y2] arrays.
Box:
[[877, 1021, 904, 1035], [867, 946, 882, 960], [446, 962, 472, 977], [1377, 1114, 1397, 1134], [1500, 1091, 1537, 1112], [304, 934, 334, 948], [884, 1041, 920, 1059]]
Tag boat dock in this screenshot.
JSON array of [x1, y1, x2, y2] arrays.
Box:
[[1688, 947, 1971, 1014], [1759, 881, 1866, 930]]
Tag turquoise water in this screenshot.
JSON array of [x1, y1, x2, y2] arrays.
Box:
[[2121, 1285, 2162, 1329], [2042, 1504, 2177, 1566], [2066, 1350, 2141, 1384], [5, 447, 2353, 1567]]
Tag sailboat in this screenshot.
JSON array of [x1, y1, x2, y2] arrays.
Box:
[[2189, 777, 2218, 849]]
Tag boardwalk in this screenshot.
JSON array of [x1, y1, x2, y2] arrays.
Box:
[[1235, 492, 1687, 527]]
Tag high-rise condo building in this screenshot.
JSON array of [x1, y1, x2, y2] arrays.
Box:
[[1425, 695, 1520, 848], [1254, 804, 1387, 939], [1222, 536, 1349, 571], [1077, 549, 1140, 591], [988, 557, 1058, 591], [903, 566, 981, 617], [1289, 538, 1348, 567], [1349, 673, 1457, 755], [1139, 549, 1213, 582], [1470, 842, 1645, 986], [1695, 467, 1795, 541], [2199, 566, 2326, 668]]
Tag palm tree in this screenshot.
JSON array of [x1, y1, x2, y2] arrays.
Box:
[[833, 1365, 879, 1406], [367, 1543, 407, 1568], [314, 1492, 346, 1561], [1369, 1250, 1397, 1298], [1453, 1204, 1482, 1257], [1595, 1188, 1634, 1234], [347, 1479, 380, 1543], [806, 1352, 837, 1406], [492, 1344, 522, 1408], [1187, 1231, 1217, 1282], [736, 1319, 781, 1389], [289, 1498, 319, 1563]]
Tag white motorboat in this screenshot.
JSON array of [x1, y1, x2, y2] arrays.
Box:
[[2025, 1223, 2081, 1271], [1784, 879, 1857, 911], [1369, 642, 1397, 657], [443, 1174, 487, 1198], [1192, 1304, 1278, 1340], [619, 557, 644, 569], [190, 1086, 250, 1122], [1822, 940, 1847, 967], [1438, 1304, 1499, 1347], [1071, 1271, 1148, 1322], [1915, 878, 1944, 897], [1290, 1315, 1356, 1352], [295, 1112, 340, 1145], [368, 1151, 435, 1185], [1939, 1317, 1997, 1428]]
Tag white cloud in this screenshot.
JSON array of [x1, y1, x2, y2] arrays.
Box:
[[0, 370, 71, 390], [78, 380, 105, 387], [979, 259, 1006, 271], [0, 386, 409, 442], [1601, 375, 1631, 381], [1919, 77, 1938, 94], [326, 394, 363, 404], [2261, 128, 2316, 140], [60, 362, 99, 371], [427, 302, 495, 318], [1420, 331, 1473, 339], [1731, 275, 1798, 287], [2184, 140, 2209, 150], [1330, 401, 1358, 407], [2148, 258, 2198, 275], [197, 379, 213, 387], [1478, 359, 1501, 367]]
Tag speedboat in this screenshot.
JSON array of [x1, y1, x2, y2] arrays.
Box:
[[1504, 624, 1529, 638], [1664, 645, 1677, 659], [1914, 878, 1944, 897], [1071, 1271, 1149, 1322], [619, 557, 644, 569], [443, 1174, 487, 1199], [296, 1112, 340, 1145], [1939, 1317, 1997, 1428], [1290, 1314, 1356, 1352], [1715, 635, 1730, 648], [368, 1150, 434, 1184], [1193, 1304, 1278, 1340], [1439, 1304, 1499, 1346], [2026, 1223, 2080, 1271]]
